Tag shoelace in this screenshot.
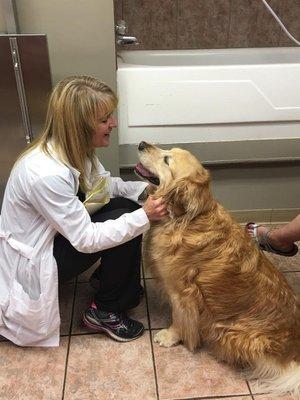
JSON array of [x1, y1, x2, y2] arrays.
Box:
[[115, 313, 133, 331], [103, 312, 132, 331]]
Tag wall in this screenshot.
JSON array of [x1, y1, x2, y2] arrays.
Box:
[[0, 0, 120, 175], [0, 5, 5, 32], [114, 0, 300, 50]]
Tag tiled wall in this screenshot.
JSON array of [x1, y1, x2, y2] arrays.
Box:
[[114, 0, 300, 50]]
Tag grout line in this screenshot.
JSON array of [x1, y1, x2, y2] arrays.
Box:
[[175, 0, 178, 49], [148, 325, 160, 400], [169, 392, 254, 399], [143, 271, 160, 400], [227, 0, 233, 47], [61, 277, 78, 400], [68, 279, 78, 336], [149, 327, 169, 332], [283, 270, 300, 273], [246, 379, 255, 400], [61, 335, 71, 400]]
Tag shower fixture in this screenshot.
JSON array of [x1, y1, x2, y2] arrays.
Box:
[[115, 20, 139, 46]]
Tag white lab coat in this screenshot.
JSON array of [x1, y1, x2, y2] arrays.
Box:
[[0, 146, 149, 347]]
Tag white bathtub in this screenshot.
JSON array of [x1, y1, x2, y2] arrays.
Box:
[[117, 48, 300, 146]]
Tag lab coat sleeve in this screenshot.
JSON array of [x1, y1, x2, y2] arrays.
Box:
[[28, 175, 150, 253], [96, 159, 148, 202], [109, 177, 148, 202]]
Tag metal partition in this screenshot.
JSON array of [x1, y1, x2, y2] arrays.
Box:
[[0, 34, 52, 207]]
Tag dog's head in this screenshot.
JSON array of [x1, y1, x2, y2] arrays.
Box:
[[135, 141, 213, 219]]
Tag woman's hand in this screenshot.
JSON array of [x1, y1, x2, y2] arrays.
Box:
[[143, 195, 168, 221]]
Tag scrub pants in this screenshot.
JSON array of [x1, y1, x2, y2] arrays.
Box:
[[53, 197, 143, 313]]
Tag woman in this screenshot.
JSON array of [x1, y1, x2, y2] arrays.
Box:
[[0, 76, 166, 347]]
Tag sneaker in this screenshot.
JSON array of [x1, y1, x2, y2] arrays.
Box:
[[83, 302, 144, 342]]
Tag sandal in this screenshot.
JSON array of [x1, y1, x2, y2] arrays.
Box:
[[246, 222, 298, 257]]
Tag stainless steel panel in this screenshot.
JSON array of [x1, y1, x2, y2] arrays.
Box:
[[17, 35, 52, 139], [0, 34, 52, 207], [0, 36, 26, 207]]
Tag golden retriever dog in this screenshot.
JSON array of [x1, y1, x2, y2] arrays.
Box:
[[135, 141, 300, 398]]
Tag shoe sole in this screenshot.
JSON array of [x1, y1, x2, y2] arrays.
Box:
[[82, 314, 144, 342]]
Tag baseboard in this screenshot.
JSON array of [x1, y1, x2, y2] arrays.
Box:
[[230, 208, 300, 224]]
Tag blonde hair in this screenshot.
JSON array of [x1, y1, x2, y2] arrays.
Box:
[[19, 75, 118, 192]]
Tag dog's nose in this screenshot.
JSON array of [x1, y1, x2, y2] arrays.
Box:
[[138, 141, 147, 151]]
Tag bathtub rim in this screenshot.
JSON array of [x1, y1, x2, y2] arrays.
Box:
[[117, 47, 300, 68]]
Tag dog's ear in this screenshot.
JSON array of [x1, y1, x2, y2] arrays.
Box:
[[164, 169, 212, 219]]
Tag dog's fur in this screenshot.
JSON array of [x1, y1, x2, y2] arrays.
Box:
[[137, 142, 300, 398]]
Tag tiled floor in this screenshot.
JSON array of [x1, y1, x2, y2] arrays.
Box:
[[0, 224, 299, 400]]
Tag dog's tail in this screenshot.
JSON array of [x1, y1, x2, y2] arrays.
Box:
[[249, 358, 300, 399]]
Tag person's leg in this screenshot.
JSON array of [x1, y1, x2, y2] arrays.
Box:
[[54, 238, 99, 284], [82, 198, 144, 341], [246, 214, 299, 256], [54, 197, 145, 341], [267, 214, 300, 247], [89, 198, 143, 312]]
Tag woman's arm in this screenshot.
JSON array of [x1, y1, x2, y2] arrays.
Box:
[[29, 175, 150, 253]]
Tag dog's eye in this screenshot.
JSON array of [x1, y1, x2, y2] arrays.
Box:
[[164, 156, 170, 165]]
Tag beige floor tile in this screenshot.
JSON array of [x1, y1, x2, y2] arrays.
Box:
[[220, 398, 252, 400], [283, 272, 300, 295], [213, 398, 252, 400], [151, 332, 250, 399], [72, 282, 148, 334], [59, 282, 75, 335], [215, 398, 252, 400], [64, 332, 157, 400], [0, 337, 68, 400], [145, 278, 171, 329], [265, 247, 300, 273]]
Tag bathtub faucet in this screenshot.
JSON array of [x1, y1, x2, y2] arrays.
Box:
[[116, 35, 138, 45], [115, 20, 139, 46]]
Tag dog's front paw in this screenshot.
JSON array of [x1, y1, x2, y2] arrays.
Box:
[[154, 328, 180, 347]]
